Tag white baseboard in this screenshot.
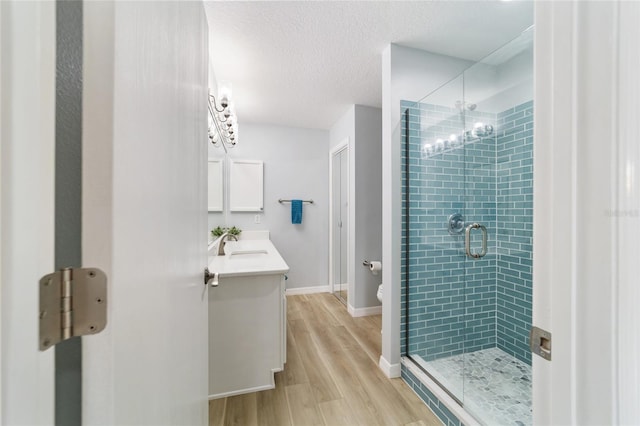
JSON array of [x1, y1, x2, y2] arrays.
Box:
[[208, 383, 274, 400], [348, 304, 382, 317], [379, 355, 401, 378], [285, 285, 330, 295]]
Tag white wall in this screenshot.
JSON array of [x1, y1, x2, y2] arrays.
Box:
[[353, 105, 383, 310], [208, 60, 218, 99], [413, 37, 533, 114], [329, 105, 383, 312], [380, 44, 473, 377], [329, 106, 355, 150], [208, 123, 329, 290], [486, 49, 533, 112]]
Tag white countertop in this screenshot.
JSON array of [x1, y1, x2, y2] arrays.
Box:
[[208, 239, 290, 278]]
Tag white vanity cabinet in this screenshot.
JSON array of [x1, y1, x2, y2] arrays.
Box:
[[207, 240, 288, 399]]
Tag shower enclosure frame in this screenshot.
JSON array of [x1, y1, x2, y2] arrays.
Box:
[[402, 109, 467, 408]]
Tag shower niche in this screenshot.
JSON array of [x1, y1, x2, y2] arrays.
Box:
[[402, 28, 533, 426]]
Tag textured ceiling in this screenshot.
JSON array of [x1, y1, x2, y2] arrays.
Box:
[[204, 1, 533, 130]]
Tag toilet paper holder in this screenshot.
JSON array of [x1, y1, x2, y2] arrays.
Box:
[[365, 260, 382, 275]]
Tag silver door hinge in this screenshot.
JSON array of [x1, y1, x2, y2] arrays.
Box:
[[39, 267, 107, 351]]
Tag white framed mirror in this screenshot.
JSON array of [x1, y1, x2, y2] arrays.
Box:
[[229, 159, 263, 212]]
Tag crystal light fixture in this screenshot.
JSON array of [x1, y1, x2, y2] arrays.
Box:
[[208, 81, 238, 149], [421, 122, 495, 159]]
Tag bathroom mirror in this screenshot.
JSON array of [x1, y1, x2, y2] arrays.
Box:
[[207, 158, 224, 212]]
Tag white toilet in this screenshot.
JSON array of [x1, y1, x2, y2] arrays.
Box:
[[377, 284, 383, 334]]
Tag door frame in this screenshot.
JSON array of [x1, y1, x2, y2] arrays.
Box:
[[0, 3, 4, 415], [533, 1, 640, 423], [328, 139, 350, 302]]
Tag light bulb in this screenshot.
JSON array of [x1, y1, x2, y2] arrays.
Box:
[[224, 103, 235, 119], [472, 122, 484, 138], [218, 81, 232, 108], [435, 138, 445, 151], [448, 134, 459, 147], [423, 143, 433, 156]]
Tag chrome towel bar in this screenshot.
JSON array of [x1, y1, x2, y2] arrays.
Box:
[[278, 199, 314, 204]]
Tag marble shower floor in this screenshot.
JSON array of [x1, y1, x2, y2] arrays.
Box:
[[415, 347, 532, 426]]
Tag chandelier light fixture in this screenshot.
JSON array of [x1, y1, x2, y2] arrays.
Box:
[[421, 122, 494, 159], [208, 81, 238, 149]]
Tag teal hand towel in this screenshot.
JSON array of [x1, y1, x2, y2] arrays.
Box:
[[291, 200, 303, 224]]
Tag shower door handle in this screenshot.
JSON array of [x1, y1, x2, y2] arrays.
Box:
[[465, 223, 487, 259]]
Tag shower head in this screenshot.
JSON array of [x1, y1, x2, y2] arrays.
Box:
[[455, 100, 477, 111]]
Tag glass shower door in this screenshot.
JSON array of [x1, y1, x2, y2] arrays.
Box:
[[459, 28, 534, 424], [459, 81, 500, 420], [404, 72, 503, 411], [404, 73, 469, 403]]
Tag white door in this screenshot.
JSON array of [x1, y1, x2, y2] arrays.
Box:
[[1, 1, 209, 424], [329, 141, 349, 304], [0, 1, 56, 424], [82, 2, 209, 424]]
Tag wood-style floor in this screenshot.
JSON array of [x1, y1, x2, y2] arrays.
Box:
[[209, 293, 441, 426]]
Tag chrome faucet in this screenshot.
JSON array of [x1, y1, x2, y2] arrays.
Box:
[[217, 232, 238, 255]]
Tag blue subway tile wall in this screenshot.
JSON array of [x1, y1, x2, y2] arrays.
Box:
[[462, 111, 498, 355], [401, 99, 533, 365], [495, 100, 534, 364]]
